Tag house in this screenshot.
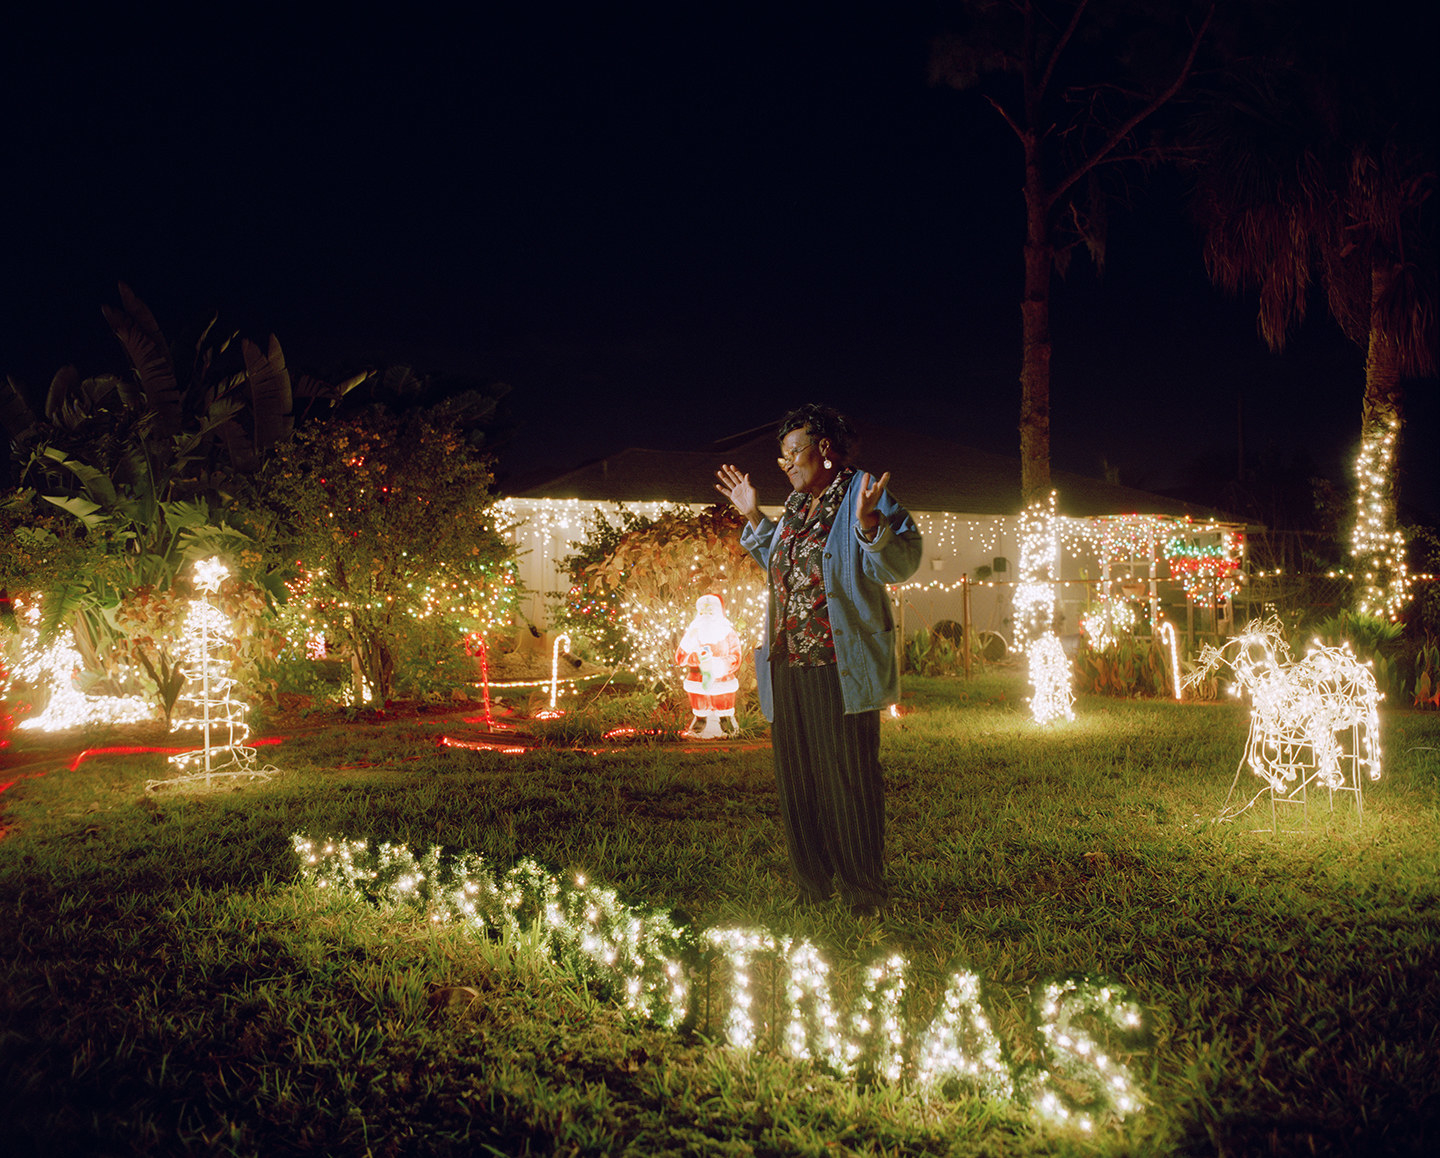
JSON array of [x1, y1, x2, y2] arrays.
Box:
[[499, 420, 1247, 655]]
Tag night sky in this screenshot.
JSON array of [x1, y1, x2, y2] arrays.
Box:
[[3, 4, 1435, 518]]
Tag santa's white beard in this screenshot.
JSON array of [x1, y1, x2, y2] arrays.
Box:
[[683, 619, 732, 649]]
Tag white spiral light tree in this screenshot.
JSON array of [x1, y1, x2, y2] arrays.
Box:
[[166, 557, 257, 784]]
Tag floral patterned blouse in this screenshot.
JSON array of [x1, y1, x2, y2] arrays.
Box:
[[770, 467, 856, 666]]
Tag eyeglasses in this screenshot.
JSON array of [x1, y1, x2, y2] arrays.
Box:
[[777, 441, 815, 470]]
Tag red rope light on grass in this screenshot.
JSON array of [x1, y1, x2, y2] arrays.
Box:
[[67, 736, 284, 772], [69, 746, 190, 771]]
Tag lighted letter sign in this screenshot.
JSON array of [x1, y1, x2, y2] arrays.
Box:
[[293, 833, 1148, 1130]]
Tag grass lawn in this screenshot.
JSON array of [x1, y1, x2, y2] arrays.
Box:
[[2, 673, 1438, 1156]]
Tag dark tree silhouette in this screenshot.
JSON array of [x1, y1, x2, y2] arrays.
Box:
[[930, 0, 1213, 503]]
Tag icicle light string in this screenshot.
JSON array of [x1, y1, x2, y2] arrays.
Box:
[[293, 833, 1148, 1129]]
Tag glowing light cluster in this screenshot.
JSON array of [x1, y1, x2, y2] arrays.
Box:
[[293, 834, 689, 1028], [1351, 418, 1410, 620], [1028, 632, 1075, 724], [0, 654, 14, 749], [1080, 595, 1137, 652], [913, 970, 1014, 1101], [1023, 979, 1145, 1131], [13, 601, 152, 732], [1165, 537, 1242, 605], [1188, 617, 1382, 798], [293, 832, 1148, 1126], [1014, 492, 1060, 649], [906, 513, 1006, 557], [1016, 493, 1074, 724]]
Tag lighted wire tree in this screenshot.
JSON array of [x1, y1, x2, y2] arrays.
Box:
[[165, 557, 257, 785]]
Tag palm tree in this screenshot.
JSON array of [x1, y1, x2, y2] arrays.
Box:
[[1189, 47, 1436, 618], [930, 0, 1213, 503]]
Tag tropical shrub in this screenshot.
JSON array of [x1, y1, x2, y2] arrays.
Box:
[[1410, 638, 1440, 710], [903, 628, 964, 676], [1311, 609, 1403, 697], [1075, 636, 1171, 698], [0, 287, 361, 713]]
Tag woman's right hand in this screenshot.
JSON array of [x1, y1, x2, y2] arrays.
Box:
[[715, 463, 760, 526]]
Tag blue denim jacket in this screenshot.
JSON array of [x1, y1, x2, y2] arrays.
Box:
[[741, 473, 922, 719]]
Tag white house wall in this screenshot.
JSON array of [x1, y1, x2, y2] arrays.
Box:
[[500, 499, 1026, 641]]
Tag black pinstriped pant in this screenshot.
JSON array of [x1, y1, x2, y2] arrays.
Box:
[[770, 660, 887, 906]]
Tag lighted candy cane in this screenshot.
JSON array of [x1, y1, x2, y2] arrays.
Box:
[[1158, 620, 1182, 701], [550, 633, 572, 712]]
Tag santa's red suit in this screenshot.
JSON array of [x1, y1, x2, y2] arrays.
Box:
[[675, 593, 742, 738]]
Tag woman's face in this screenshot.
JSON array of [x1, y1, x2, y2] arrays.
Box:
[[778, 427, 833, 497]]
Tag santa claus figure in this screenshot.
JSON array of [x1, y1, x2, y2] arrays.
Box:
[[675, 593, 742, 738]]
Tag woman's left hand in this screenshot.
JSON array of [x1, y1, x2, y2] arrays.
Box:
[[856, 471, 891, 532]]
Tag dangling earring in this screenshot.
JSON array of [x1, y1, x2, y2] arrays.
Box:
[[823, 456, 833, 470]]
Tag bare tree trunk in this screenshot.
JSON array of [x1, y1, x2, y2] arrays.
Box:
[[1020, 145, 1054, 505], [348, 613, 395, 705]]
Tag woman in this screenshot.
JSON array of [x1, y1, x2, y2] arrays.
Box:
[[715, 405, 921, 916]]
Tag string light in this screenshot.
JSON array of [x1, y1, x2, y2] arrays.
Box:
[[708, 928, 777, 1051], [1029, 633, 1075, 724], [1015, 493, 1074, 724], [1080, 595, 1136, 652], [1023, 978, 1146, 1131], [165, 561, 253, 775], [1014, 493, 1060, 650], [913, 969, 1014, 1101], [151, 558, 272, 790], [1164, 537, 1242, 605], [12, 600, 152, 732], [1188, 617, 1382, 800], [1351, 418, 1410, 620], [538, 632, 573, 718], [292, 832, 1149, 1126]]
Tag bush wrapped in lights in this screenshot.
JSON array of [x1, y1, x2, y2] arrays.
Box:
[[569, 506, 765, 704], [10, 599, 152, 732], [256, 409, 518, 704]]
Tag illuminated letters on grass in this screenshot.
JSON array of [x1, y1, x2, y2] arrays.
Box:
[[293, 834, 1147, 1130]]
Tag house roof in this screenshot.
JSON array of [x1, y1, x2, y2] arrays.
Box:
[[510, 419, 1239, 521]]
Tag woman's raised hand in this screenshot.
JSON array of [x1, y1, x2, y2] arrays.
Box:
[[856, 471, 891, 531], [715, 463, 760, 526]]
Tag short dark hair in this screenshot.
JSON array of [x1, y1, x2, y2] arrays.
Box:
[[777, 404, 855, 462]]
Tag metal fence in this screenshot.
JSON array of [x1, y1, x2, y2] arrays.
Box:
[[1235, 573, 1354, 630]]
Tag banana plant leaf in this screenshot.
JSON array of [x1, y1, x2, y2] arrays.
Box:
[[0, 375, 40, 443], [41, 493, 108, 532], [102, 284, 182, 436], [243, 335, 294, 452]]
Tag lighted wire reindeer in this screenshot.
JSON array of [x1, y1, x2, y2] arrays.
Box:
[[1187, 617, 1382, 825]]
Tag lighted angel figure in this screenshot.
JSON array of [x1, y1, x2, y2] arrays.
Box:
[[675, 593, 741, 738], [1187, 617, 1381, 798]]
